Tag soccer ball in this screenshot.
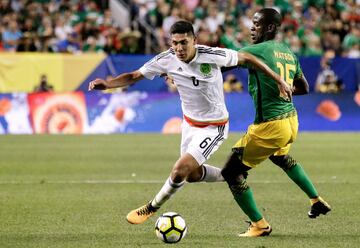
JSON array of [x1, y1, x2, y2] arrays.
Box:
[[155, 212, 187, 243]]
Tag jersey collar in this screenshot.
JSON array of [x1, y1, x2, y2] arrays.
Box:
[[186, 45, 199, 64]]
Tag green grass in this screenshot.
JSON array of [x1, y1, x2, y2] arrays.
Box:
[[0, 133, 359, 247]]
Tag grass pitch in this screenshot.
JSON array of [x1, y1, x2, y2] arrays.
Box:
[[0, 133, 359, 248]]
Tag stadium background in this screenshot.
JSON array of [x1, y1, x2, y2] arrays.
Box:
[[1, 1, 360, 248], [0, 0, 359, 134]]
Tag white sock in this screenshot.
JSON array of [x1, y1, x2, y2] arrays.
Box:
[[151, 177, 185, 208], [200, 164, 224, 182]]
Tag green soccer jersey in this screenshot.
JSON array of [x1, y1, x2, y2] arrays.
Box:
[[240, 40, 303, 123]]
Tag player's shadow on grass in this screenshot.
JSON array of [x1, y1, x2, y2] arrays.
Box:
[[265, 233, 360, 239], [1, 233, 167, 246]]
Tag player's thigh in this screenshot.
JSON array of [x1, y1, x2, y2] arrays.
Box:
[[273, 116, 299, 156], [180, 121, 192, 156], [234, 134, 278, 167], [289, 115, 299, 142], [233, 121, 292, 167], [185, 123, 229, 165]]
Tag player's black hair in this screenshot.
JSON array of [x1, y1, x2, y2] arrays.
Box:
[[170, 20, 195, 36], [258, 8, 282, 27]]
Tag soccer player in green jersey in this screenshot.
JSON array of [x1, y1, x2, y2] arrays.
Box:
[[221, 8, 331, 237]]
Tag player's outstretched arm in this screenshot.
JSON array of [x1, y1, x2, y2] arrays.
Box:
[[237, 51, 292, 101], [88, 70, 145, 91], [292, 75, 309, 95]]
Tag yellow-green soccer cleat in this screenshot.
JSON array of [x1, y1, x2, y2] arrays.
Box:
[[126, 202, 158, 224], [238, 221, 272, 237], [308, 197, 331, 219]]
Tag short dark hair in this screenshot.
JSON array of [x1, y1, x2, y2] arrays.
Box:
[[170, 20, 195, 36], [258, 8, 282, 27]]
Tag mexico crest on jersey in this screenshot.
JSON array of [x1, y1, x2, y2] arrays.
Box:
[[200, 63, 211, 76]]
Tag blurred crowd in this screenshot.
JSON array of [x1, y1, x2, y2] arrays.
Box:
[[0, 0, 138, 54], [128, 0, 360, 57], [1, 0, 359, 57]]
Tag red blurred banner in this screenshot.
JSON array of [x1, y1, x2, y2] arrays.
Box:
[[27, 92, 88, 134]]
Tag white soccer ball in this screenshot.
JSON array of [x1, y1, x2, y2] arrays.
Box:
[[155, 212, 187, 243]]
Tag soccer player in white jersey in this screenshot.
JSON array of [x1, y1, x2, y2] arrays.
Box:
[[88, 20, 291, 225]]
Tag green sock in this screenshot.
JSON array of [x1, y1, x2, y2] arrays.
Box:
[[233, 188, 263, 222], [285, 163, 318, 198]]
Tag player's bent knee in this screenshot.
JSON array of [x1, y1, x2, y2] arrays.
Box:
[[269, 155, 297, 171], [173, 153, 201, 179], [172, 159, 198, 182], [171, 165, 191, 181], [221, 156, 238, 183], [221, 149, 250, 194], [221, 149, 244, 180]]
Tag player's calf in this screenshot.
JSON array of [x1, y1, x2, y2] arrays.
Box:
[[269, 154, 297, 171]]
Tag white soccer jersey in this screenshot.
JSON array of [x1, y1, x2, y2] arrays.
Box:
[[139, 45, 239, 122]]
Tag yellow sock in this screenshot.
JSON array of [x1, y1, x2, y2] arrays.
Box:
[[310, 196, 320, 205]]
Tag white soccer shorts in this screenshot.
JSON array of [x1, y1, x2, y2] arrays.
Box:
[[180, 120, 229, 165]]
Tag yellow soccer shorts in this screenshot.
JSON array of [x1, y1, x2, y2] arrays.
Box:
[[233, 115, 299, 168]]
